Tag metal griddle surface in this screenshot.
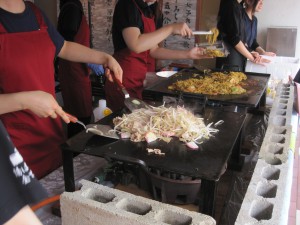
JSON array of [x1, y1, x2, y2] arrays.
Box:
[[144, 69, 270, 108], [84, 108, 246, 181]]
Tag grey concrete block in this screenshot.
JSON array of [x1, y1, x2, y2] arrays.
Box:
[[269, 84, 294, 126], [269, 99, 293, 127], [236, 85, 295, 225], [259, 124, 292, 164], [61, 180, 216, 225], [235, 154, 293, 225], [275, 84, 294, 98]]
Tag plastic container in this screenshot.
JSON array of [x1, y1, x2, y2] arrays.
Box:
[[93, 99, 112, 122], [245, 56, 300, 80]]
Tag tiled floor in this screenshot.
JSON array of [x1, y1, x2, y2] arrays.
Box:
[[289, 126, 300, 225]]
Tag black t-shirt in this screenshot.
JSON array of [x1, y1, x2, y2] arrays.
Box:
[[217, 0, 246, 47], [0, 1, 64, 56], [57, 0, 83, 41], [0, 121, 48, 224], [112, 0, 162, 52]]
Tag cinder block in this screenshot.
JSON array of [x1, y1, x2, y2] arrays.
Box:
[[235, 84, 295, 225], [259, 124, 292, 164], [275, 84, 294, 98], [235, 155, 293, 225], [269, 84, 294, 126], [61, 180, 216, 225]]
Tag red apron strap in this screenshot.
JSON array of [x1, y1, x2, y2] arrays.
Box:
[[26, 1, 47, 29], [0, 22, 7, 34], [131, 0, 154, 19]]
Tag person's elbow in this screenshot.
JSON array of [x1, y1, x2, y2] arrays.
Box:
[[127, 44, 145, 54], [231, 38, 241, 48], [57, 40, 68, 58]]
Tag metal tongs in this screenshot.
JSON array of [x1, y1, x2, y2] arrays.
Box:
[[192, 30, 213, 35]]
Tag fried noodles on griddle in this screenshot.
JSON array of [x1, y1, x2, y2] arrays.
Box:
[[168, 72, 247, 95]]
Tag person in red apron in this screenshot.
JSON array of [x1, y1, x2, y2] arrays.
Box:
[[105, 0, 208, 112], [57, 0, 93, 138], [0, 0, 122, 179]]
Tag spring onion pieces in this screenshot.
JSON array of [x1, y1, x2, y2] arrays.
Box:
[[113, 105, 220, 144]]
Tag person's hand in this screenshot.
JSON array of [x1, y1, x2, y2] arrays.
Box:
[[102, 55, 123, 83], [188, 47, 213, 59], [21, 91, 70, 123], [251, 51, 260, 59], [260, 57, 271, 63], [87, 63, 104, 76], [250, 54, 271, 66], [263, 51, 276, 57], [170, 22, 193, 38]]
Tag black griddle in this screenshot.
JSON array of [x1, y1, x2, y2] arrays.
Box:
[[144, 68, 270, 108], [82, 108, 246, 181], [61, 106, 246, 217]]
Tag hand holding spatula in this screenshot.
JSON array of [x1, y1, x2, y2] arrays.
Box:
[[65, 112, 87, 130], [66, 112, 119, 139], [111, 72, 150, 112]]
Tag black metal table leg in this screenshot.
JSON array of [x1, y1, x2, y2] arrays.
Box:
[[228, 126, 244, 170], [62, 149, 75, 192], [200, 179, 217, 217]]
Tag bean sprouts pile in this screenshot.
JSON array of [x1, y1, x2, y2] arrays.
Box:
[[113, 105, 220, 145]]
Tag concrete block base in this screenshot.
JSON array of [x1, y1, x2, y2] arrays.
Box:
[[61, 180, 216, 225]]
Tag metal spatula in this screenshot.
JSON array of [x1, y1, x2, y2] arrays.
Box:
[[85, 124, 119, 139], [111, 73, 150, 112], [66, 113, 87, 129], [66, 113, 119, 139]]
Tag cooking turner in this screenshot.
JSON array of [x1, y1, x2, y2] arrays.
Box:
[[66, 113, 119, 139], [66, 113, 87, 129], [86, 124, 119, 139], [111, 73, 150, 111]]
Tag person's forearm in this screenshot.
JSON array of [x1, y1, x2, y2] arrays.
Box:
[[58, 41, 123, 83], [58, 41, 111, 65], [150, 47, 189, 60], [123, 25, 174, 54], [0, 93, 26, 115], [255, 46, 265, 55], [4, 206, 42, 225], [235, 41, 255, 61]]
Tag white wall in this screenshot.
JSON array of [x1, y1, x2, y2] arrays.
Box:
[[256, 0, 300, 58]]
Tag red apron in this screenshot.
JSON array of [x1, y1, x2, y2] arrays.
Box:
[[104, 0, 156, 111], [0, 2, 65, 179], [58, 13, 92, 118]]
